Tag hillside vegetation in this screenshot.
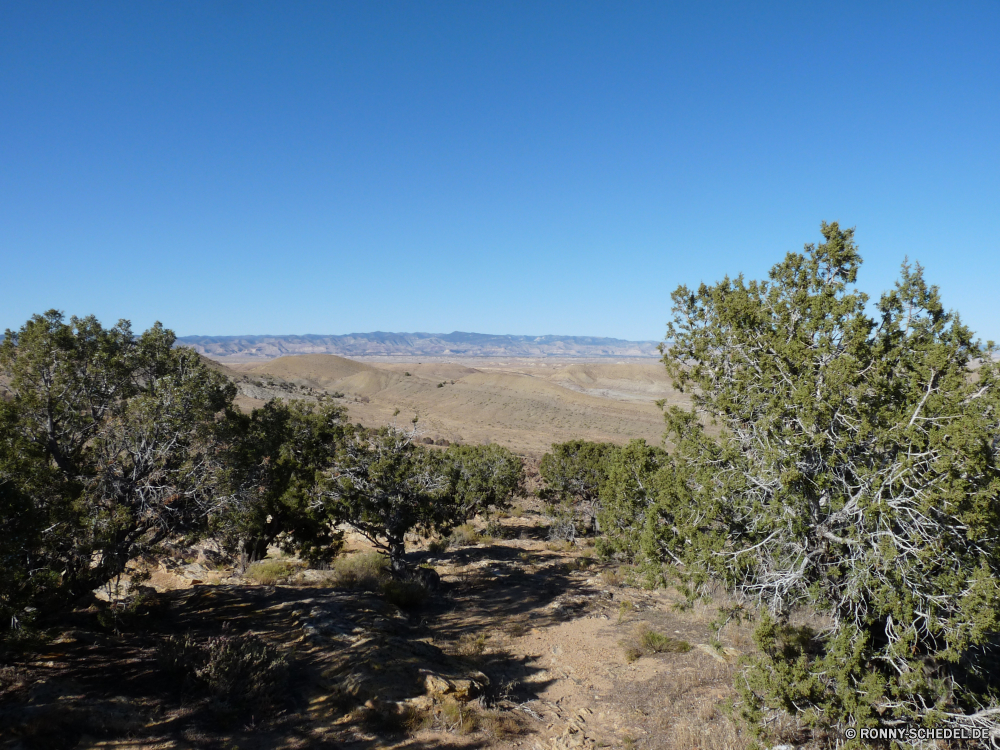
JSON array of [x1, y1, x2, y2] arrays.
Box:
[[4, 224, 1000, 750]]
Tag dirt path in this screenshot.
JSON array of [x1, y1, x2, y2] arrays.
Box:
[[1, 512, 755, 750]]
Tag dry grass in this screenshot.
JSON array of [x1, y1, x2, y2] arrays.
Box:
[[545, 539, 576, 552], [245, 558, 302, 585], [562, 554, 594, 572], [449, 523, 484, 547], [455, 632, 489, 659], [330, 551, 389, 590], [439, 700, 479, 734], [479, 708, 525, 740], [352, 702, 433, 736], [616, 651, 752, 750], [601, 567, 626, 587]]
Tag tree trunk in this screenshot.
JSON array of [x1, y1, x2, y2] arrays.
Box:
[[388, 537, 409, 579]]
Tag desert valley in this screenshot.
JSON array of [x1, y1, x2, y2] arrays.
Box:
[[219, 354, 685, 456], [3, 339, 764, 750]]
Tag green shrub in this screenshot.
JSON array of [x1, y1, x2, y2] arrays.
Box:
[[640, 629, 691, 654], [483, 518, 506, 539], [605, 224, 1000, 742], [538, 440, 616, 536]]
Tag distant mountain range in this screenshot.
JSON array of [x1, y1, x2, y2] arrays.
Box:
[[177, 332, 662, 360]]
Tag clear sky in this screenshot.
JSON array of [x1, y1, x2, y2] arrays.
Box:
[[2, 2, 998, 342]]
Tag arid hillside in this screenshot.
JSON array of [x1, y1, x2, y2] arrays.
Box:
[[221, 355, 687, 455]]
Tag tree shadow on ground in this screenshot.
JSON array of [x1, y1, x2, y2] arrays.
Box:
[[0, 581, 544, 750]]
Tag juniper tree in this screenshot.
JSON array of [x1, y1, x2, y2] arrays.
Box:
[[444, 442, 525, 522], [210, 399, 347, 567], [605, 224, 1000, 744], [320, 427, 524, 577], [595, 439, 669, 562], [0, 311, 234, 622], [539, 439, 616, 534], [320, 425, 448, 577]]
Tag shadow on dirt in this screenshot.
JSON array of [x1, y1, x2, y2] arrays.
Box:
[[0, 575, 558, 749]]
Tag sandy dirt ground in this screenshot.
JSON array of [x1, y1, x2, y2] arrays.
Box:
[[0, 503, 768, 750]]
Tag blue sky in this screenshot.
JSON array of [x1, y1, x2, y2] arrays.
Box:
[[2, 2, 998, 341]]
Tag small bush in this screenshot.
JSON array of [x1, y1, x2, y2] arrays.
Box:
[[327, 551, 390, 590], [426, 537, 449, 554], [641, 629, 691, 654], [246, 558, 300, 585], [601, 568, 624, 587], [381, 580, 428, 610], [623, 645, 643, 663], [158, 631, 289, 708], [483, 518, 506, 539], [448, 523, 481, 547]]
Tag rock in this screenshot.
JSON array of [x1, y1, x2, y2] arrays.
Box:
[[421, 670, 490, 702]]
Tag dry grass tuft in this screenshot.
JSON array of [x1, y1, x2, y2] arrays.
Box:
[[246, 558, 302, 585], [449, 523, 483, 546], [455, 632, 489, 660], [479, 708, 525, 739], [438, 700, 479, 734]]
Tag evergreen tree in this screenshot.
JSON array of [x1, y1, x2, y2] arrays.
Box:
[[604, 224, 1000, 743], [0, 311, 234, 625]]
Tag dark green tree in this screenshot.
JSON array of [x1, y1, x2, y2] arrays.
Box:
[[211, 399, 347, 566], [444, 442, 525, 522], [320, 425, 448, 577], [603, 224, 1000, 744], [539, 439, 616, 535], [595, 439, 669, 562], [320, 428, 524, 577], [0, 311, 234, 622]]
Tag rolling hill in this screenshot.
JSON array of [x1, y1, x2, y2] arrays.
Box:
[[219, 353, 686, 455]]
